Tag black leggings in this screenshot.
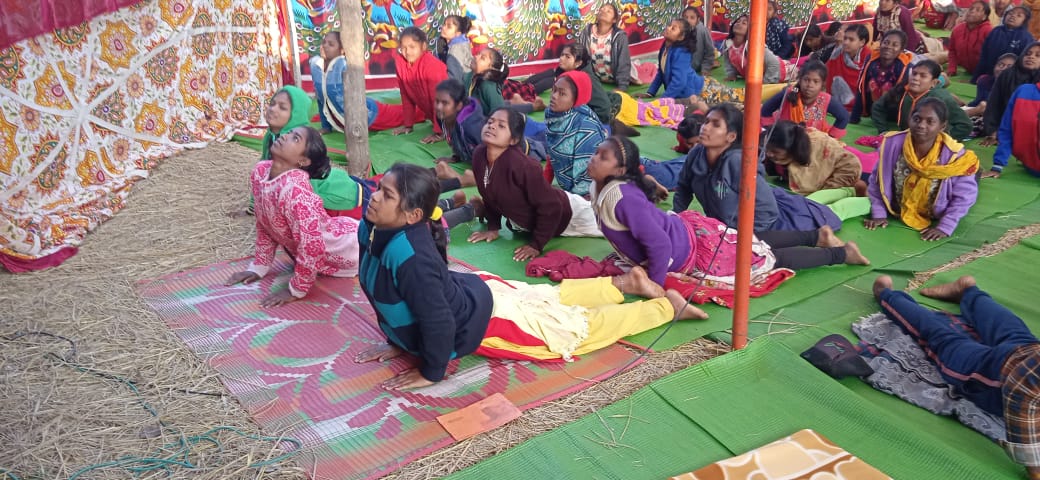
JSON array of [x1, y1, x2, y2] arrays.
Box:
[[438, 201, 476, 229], [524, 68, 557, 93], [756, 229, 846, 270]]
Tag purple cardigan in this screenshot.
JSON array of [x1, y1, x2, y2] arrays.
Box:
[[867, 131, 979, 235], [592, 181, 690, 285]]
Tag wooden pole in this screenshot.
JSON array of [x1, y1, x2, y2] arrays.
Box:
[[731, 0, 768, 350], [338, 0, 371, 176]]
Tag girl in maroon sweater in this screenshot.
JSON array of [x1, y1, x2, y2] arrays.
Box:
[[468, 108, 601, 262], [392, 27, 448, 143]]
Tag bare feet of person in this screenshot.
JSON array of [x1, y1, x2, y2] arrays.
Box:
[[451, 190, 466, 209], [644, 174, 669, 202], [612, 266, 666, 298], [854, 179, 868, 197], [354, 343, 404, 363], [816, 225, 845, 247], [468, 196, 485, 219], [435, 161, 462, 180], [920, 275, 976, 303], [872, 274, 893, 300], [459, 169, 476, 187], [666, 289, 709, 320], [843, 241, 870, 265]]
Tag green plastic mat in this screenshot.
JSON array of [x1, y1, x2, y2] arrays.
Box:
[[233, 74, 1037, 352], [448, 338, 1022, 480]]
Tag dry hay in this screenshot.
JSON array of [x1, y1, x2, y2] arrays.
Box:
[[908, 223, 1040, 289], [0, 142, 308, 480], [384, 338, 730, 480], [0, 141, 728, 480]]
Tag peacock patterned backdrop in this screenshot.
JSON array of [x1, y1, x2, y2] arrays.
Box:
[[0, 0, 283, 264], [289, 0, 878, 77]]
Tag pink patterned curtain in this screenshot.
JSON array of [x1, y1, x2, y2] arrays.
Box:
[[0, 0, 144, 50]]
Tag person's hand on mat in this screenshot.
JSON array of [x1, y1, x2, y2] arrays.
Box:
[[920, 228, 949, 241], [468, 229, 499, 243], [725, 76, 736, 82], [260, 289, 297, 308], [225, 271, 260, 286], [981, 170, 1001, 179], [977, 135, 998, 147], [512, 245, 540, 262], [632, 92, 653, 99], [420, 133, 443, 144], [355, 343, 404, 363], [863, 218, 888, 230], [382, 367, 434, 390], [392, 126, 412, 136]]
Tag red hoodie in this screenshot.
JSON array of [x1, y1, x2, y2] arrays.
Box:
[[393, 51, 447, 134], [825, 47, 870, 110], [948, 20, 993, 76]]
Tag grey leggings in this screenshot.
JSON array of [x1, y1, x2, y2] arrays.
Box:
[[756, 229, 846, 270]]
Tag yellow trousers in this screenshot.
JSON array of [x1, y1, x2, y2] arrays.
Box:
[[479, 277, 673, 360]]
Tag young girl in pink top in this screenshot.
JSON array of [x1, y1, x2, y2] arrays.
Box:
[[227, 126, 360, 307]]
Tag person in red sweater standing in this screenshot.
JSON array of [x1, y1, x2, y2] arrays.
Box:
[[392, 27, 448, 144], [949, 1, 994, 79]]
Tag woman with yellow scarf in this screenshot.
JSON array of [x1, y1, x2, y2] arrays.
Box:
[[864, 98, 980, 241]]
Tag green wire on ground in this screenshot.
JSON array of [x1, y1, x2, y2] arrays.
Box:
[[2, 331, 303, 479]]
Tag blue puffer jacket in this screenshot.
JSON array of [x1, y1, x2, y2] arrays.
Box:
[[647, 44, 705, 100]]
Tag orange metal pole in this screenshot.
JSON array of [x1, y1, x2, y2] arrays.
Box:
[[732, 0, 769, 350]]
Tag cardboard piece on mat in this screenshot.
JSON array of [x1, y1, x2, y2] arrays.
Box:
[[437, 393, 522, 441]]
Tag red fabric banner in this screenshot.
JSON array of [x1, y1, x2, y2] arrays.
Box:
[[0, 0, 144, 50]]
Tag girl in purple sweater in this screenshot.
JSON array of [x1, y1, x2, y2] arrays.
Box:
[[587, 136, 870, 287]]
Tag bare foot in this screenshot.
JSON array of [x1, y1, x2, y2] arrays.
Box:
[[843, 241, 870, 265], [459, 169, 476, 188], [872, 274, 893, 300], [355, 343, 404, 363], [468, 196, 485, 219], [435, 162, 462, 181], [816, 225, 845, 247], [451, 190, 466, 209], [645, 174, 669, 202], [920, 275, 976, 303], [613, 266, 665, 298], [854, 179, 868, 197], [666, 289, 709, 320]]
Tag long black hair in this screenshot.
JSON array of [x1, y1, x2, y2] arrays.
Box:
[[913, 97, 949, 124], [791, 60, 828, 106], [727, 15, 749, 41], [300, 126, 331, 179], [475, 47, 510, 85], [601, 135, 661, 201], [398, 26, 428, 45], [385, 162, 449, 262], [764, 121, 812, 166], [488, 106, 527, 144], [436, 78, 468, 105], [435, 15, 473, 60], [707, 103, 744, 147], [559, 43, 592, 72], [889, 59, 941, 99], [669, 18, 697, 54]]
